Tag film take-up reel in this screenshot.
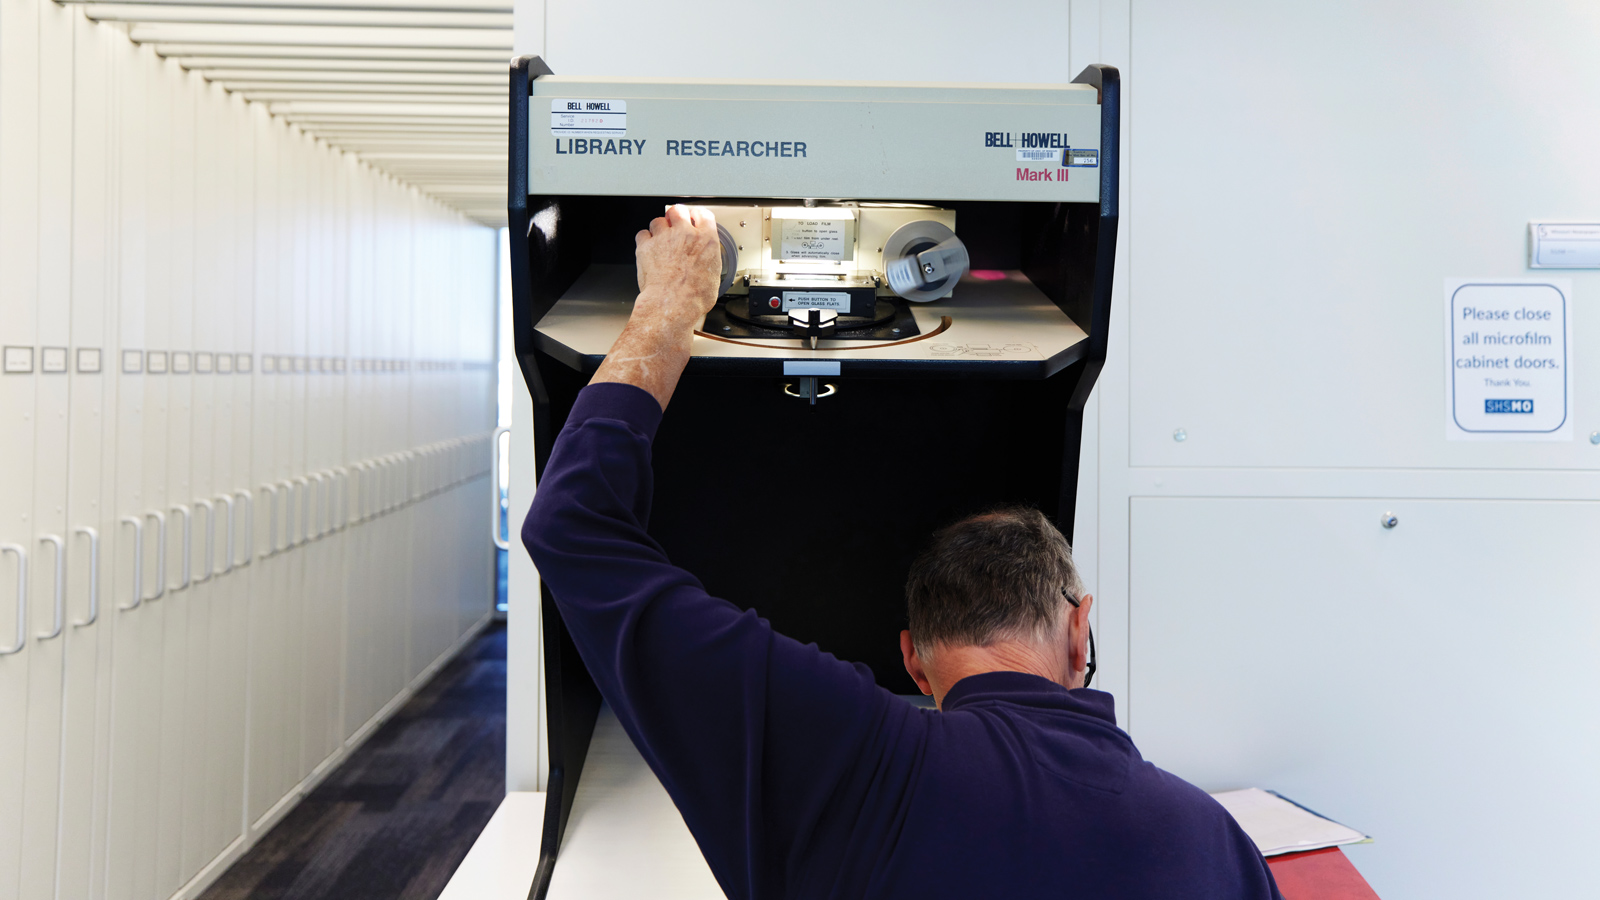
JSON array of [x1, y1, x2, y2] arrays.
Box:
[[883, 220, 971, 304], [699, 205, 971, 346]]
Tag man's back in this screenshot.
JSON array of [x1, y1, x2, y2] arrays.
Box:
[[524, 382, 1280, 900], [864, 674, 1274, 898]]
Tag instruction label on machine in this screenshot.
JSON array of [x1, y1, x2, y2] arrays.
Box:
[[551, 99, 626, 136], [781, 291, 850, 311], [1445, 279, 1572, 441], [777, 217, 853, 260]]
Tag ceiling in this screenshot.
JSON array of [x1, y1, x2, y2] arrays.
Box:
[[72, 0, 513, 227]]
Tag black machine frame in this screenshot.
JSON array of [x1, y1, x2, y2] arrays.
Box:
[[507, 56, 1119, 900]]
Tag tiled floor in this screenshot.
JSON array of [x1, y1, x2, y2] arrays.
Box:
[[199, 623, 507, 900]]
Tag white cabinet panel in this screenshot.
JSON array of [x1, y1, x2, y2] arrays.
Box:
[[1126, 0, 1600, 470], [56, 18, 119, 900], [17, 4, 76, 899], [0, 1, 44, 897], [104, 43, 159, 900], [1130, 496, 1600, 899], [152, 58, 196, 900]]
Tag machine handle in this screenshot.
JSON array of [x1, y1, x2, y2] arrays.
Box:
[[308, 472, 327, 540], [0, 544, 25, 655], [292, 476, 310, 545], [336, 467, 350, 530], [37, 535, 64, 640], [379, 457, 392, 513], [277, 479, 296, 549], [405, 451, 418, 502], [170, 504, 192, 591], [73, 526, 99, 627], [118, 516, 143, 611], [492, 426, 511, 551], [145, 510, 167, 601], [325, 470, 337, 531], [233, 489, 253, 566], [260, 484, 278, 557], [193, 499, 215, 584], [215, 495, 235, 573]]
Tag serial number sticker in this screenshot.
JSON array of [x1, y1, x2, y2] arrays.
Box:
[[551, 99, 626, 136], [1016, 148, 1061, 163], [781, 291, 850, 311], [779, 218, 851, 261], [1066, 149, 1099, 167]]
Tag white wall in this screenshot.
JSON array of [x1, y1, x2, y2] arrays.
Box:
[[1109, 3, 1600, 897], [0, 1, 501, 898], [508, 0, 1600, 896]]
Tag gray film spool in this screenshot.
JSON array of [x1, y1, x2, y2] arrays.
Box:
[[716, 224, 738, 297], [883, 220, 965, 302]]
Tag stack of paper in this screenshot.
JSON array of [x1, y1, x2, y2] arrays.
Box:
[[1209, 788, 1369, 857]]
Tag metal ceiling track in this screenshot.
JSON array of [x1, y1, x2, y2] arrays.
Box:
[[71, 0, 514, 225]]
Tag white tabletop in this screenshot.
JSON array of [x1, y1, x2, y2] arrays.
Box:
[[534, 265, 1088, 375], [439, 705, 725, 900], [546, 705, 726, 899], [437, 792, 547, 900]]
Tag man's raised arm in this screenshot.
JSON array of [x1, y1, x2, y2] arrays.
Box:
[[589, 203, 723, 408], [520, 206, 910, 900]]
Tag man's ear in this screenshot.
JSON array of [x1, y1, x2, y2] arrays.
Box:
[[900, 630, 934, 696], [1067, 593, 1094, 685]]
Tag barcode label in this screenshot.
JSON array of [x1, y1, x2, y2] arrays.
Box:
[[1016, 148, 1061, 163]]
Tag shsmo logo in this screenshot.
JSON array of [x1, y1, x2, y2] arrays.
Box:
[[1485, 398, 1534, 414]]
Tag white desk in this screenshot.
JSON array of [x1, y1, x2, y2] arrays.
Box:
[[441, 706, 725, 900], [547, 706, 725, 899], [437, 792, 547, 900]]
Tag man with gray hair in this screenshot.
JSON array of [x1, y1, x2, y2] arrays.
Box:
[[523, 205, 1281, 899]]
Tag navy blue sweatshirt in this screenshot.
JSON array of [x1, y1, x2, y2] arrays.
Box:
[[523, 382, 1282, 900]]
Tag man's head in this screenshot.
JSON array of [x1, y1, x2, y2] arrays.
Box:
[[899, 507, 1094, 707]]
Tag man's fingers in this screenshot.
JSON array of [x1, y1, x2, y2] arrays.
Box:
[[635, 229, 652, 247], [688, 205, 716, 233], [648, 216, 669, 236], [664, 204, 692, 228]]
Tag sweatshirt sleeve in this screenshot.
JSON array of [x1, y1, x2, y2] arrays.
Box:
[[521, 382, 909, 900]]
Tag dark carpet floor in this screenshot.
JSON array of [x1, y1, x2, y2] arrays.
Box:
[[199, 622, 507, 900]]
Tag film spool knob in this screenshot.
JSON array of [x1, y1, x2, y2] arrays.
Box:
[[883, 220, 971, 302], [715, 224, 738, 297]]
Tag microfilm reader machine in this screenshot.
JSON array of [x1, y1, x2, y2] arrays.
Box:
[[509, 57, 1118, 900]]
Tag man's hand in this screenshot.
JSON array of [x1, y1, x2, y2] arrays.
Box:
[[635, 204, 722, 323], [591, 205, 722, 410]]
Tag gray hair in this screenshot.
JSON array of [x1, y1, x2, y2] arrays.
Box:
[[905, 506, 1085, 656]]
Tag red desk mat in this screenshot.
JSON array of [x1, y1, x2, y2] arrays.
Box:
[[1265, 847, 1379, 900]]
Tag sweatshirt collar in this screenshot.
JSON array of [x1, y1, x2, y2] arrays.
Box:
[[940, 671, 1120, 726]]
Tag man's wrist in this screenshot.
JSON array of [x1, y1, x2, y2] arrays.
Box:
[[633, 286, 709, 334]]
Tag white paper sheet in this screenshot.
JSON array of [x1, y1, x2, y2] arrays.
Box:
[[1209, 788, 1368, 857]]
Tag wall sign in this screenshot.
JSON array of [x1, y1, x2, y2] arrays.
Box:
[[1445, 279, 1572, 441]]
